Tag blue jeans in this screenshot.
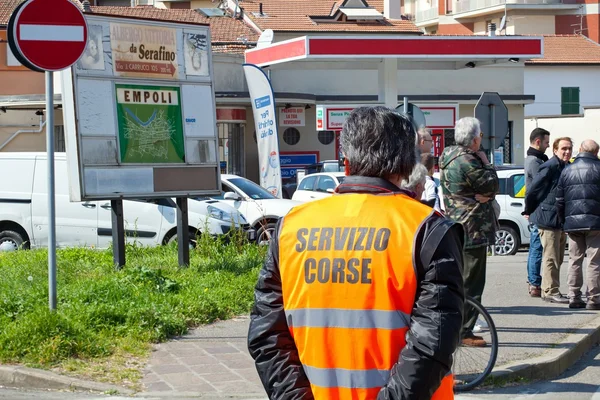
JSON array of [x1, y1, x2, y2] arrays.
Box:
[[527, 224, 543, 287]]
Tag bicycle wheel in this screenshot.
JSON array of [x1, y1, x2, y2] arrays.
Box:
[[452, 296, 499, 392]]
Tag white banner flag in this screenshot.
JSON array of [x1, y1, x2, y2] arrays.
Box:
[[243, 64, 282, 198]]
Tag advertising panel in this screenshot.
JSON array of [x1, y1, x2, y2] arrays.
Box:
[[61, 15, 220, 201]]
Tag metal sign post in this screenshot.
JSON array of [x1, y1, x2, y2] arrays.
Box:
[[8, 0, 89, 311], [176, 198, 190, 267], [46, 72, 57, 310], [489, 104, 496, 165], [110, 200, 126, 269]]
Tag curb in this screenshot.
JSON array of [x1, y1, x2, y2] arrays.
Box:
[[490, 312, 600, 383], [0, 365, 134, 395]]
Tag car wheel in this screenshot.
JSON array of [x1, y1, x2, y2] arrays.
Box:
[[495, 225, 520, 256], [256, 222, 277, 246], [166, 230, 197, 249], [0, 230, 28, 252]]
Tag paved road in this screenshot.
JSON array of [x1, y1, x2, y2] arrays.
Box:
[[458, 345, 600, 400]]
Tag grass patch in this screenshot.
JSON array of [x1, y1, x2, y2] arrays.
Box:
[[480, 374, 532, 389], [0, 236, 266, 389]]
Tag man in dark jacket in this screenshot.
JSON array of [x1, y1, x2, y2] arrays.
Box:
[[524, 128, 550, 297], [556, 139, 600, 310], [524, 137, 573, 303], [247, 107, 465, 399]]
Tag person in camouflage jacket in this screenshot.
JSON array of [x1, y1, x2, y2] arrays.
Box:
[[440, 117, 499, 347]]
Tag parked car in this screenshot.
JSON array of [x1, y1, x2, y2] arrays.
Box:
[[282, 160, 345, 199], [196, 174, 301, 245], [292, 172, 346, 202], [436, 166, 530, 256], [0, 153, 252, 251]]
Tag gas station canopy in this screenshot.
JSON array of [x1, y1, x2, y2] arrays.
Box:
[[244, 34, 544, 109], [245, 35, 544, 69]]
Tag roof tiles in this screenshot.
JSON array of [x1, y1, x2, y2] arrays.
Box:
[[0, 1, 257, 44], [239, 0, 420, 33], [525, 34, 600, 65]]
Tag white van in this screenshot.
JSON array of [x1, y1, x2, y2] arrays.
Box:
[[0, 152, 251, 251]]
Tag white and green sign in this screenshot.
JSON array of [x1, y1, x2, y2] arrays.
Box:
[[115, 84, 184, 163]]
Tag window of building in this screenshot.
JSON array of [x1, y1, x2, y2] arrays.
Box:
[[170, 1, 191, 9], [283, 128, 300, 145], [217, 123, 244, 176], [54, 125, 66, 152], [561, 87, 580, 115], [503, 121, 513, 164], [485, 20, 492, 33], [318, 130, 335, 145]]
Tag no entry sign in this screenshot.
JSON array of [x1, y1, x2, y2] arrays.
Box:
[[8, 0, 88, 72]]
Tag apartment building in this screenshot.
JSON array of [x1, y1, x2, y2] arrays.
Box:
[[408, 0, 597, 40]]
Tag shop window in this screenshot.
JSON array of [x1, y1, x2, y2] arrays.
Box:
[[217, 123, 244, 176], [561, 87, 580, 115], [283, 128, 300, 145], [318, 130, 335, 145]]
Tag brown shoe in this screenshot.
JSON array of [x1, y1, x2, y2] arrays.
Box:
[[529, 285, 541, 297], [462, 335, 487, 347]]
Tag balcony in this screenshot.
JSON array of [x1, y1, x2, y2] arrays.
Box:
[[453, 0, 565, 15], [414, 6, 440, 24]]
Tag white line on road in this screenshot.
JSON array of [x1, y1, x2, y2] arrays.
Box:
[[20, 25, 84, 42]]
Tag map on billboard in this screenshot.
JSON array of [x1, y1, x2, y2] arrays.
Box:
[[115, 84, 184, 163]]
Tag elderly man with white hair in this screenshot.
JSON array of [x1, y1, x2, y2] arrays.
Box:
[[440, 117, 499, 347]]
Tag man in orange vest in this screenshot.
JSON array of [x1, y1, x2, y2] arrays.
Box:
[[248, 106, 465, 399]]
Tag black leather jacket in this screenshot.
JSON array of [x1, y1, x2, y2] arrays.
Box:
[[556, 153, 600, 232], [247, 176, 465, 400], [524, 156, 566, 230]]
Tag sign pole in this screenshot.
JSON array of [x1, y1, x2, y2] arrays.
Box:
[[176, 197, 190, 267], [489, 104, 496, 166], [489, 104, 496, 257], [46, 71, 57, 311], [111, 199, 126, 269]]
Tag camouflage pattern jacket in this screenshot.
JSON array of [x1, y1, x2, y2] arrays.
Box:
[[439, 146, 499, 249]]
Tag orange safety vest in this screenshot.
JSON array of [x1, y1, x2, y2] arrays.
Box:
[[279, 192, 455, 400]]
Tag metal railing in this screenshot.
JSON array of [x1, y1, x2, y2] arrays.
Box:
[[453, 0, 563, 14], [415, 6, 440, 22]]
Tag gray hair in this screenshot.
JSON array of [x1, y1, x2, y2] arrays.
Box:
[[341, 106, 416, 179], [418, 127, 431, 140], [400, 163, 427, 191], [454, 117, 481, 147]]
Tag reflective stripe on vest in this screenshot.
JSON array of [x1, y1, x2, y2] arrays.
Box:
[[279, 192, 455, 399]]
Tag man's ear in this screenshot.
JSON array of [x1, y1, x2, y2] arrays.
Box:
[[344, 158, 350, 176]]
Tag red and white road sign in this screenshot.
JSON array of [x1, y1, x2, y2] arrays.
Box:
[[8, 0, 88, 72]]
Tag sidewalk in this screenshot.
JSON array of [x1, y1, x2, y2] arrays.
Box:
[[138, 251, 600, 398], [1, 251, 599, 398]]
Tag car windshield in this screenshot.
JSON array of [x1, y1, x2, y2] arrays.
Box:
[[229, 178, 277, 200]]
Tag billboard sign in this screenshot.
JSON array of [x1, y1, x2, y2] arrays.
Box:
[[61, 15, 219, 201]]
